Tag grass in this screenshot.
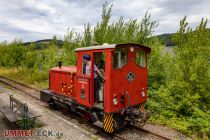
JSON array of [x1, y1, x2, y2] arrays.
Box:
[[91, 136, 99, 140], [0, 67, 48, 89], [16, 119, 44, 129]]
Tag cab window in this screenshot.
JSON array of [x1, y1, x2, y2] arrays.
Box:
[[82, 54, 90, 75], [136, 50, 146, 67], [113, 48, 127, 69]]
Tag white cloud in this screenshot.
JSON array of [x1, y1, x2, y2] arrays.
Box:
[[0, 0, 209, 42]]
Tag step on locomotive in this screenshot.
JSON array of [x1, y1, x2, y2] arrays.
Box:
[[41, 43, 151, 133]]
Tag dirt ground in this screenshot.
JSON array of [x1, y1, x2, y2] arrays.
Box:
[[0, 83, 100, 140]]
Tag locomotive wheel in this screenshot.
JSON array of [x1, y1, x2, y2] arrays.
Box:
[[113, 114, 126, 131], [48, 98, 56, 109]]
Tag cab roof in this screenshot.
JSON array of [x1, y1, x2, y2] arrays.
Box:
[[75, 43, 151, 53]]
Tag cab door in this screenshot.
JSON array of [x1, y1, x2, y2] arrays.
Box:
[[75, 53, 94, 107], [76, 76, 91, 107]]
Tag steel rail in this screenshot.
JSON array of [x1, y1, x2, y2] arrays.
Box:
[[136, 126, 171, 140]]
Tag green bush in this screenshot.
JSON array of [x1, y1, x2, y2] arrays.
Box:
[[147, 17, 210, 138]]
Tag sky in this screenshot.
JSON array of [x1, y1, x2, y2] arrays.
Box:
[[0, 0, 210, 42]]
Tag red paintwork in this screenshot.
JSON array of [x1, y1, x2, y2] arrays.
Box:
[[50, 66, 77, 98], [106, 45, 148, 113], [49, 44, 151, 113]]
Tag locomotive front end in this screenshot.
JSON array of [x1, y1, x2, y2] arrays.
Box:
[[104, 44, 151, 131]]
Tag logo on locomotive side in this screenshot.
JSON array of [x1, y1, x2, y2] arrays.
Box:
[[126, 72, 135, 82]]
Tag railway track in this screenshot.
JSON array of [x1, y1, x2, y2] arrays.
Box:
[[0, 75, 172, 140], [0, 76, 40, 100], [135, 126, 171, 140], [114, 126, 171, 140]]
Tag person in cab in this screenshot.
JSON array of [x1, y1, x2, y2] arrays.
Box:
[[83, 54, 104, 103]]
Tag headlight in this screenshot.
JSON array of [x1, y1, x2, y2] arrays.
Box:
[[142, 91, 145, 97], [113, 94, 118, 105], [141, 88, 146, 98], [113, 98, 118, 105]]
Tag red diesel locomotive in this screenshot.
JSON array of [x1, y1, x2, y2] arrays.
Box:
[[41, 43, 151, 133]]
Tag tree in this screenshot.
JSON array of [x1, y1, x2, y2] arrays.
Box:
[[148, 17, 210, 136]]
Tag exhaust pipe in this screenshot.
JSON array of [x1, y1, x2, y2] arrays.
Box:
[[58, 61, 62, 68]]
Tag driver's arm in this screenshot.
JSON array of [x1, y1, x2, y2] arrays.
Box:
[[94, 64, 104, 79]]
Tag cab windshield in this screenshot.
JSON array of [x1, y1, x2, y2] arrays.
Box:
[[112, 48, 127, 69], [136, 49, 146, 67]]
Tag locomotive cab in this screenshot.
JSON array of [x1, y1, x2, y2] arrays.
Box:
[[41, 43, 151, 133]]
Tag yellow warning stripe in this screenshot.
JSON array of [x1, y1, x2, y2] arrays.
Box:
[[103, 113, 113, 133], [107, 115, 113, 133]]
